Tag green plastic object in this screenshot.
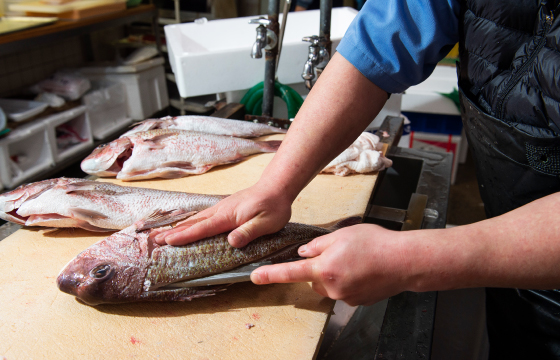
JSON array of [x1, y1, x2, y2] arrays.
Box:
[[438, 87, 461, 112], [240, 81, 304, 120]]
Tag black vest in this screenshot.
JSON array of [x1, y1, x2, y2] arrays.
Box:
[[459, 0, 560, 358]]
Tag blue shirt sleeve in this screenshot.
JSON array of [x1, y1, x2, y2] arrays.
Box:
[[337, 0, 460, 94]]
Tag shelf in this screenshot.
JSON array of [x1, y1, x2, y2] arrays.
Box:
[[0, 4, 160, 56]]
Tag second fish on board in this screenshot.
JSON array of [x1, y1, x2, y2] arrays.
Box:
[[81, 129, 282, 180]]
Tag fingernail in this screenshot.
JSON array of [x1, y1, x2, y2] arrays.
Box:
[[251, 272, 262, 284], [299, 244, 307, 253], [154, 234, 163, 242]]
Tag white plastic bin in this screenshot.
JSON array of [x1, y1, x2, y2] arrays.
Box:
[[44, 106, 93, 163], [82, 80, 132, 140], [0, 120, 54, 189], [81, 58, 169, 120]]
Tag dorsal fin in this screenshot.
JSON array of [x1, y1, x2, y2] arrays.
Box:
[[135, 209, 197, 232]]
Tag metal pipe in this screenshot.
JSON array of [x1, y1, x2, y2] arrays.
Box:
[[276, 0, 291, 72], [318, 0, 332, 67], [262, 0, 280, 117]]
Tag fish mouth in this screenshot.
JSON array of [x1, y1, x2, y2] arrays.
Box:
[[81, 138, 133, 176], [0, 209, 27, 224]]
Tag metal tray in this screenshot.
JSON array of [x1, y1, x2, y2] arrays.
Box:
[[0, 16, 58, 36]]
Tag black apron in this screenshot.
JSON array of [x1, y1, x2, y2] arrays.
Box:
[[460, 89, 560, 359]]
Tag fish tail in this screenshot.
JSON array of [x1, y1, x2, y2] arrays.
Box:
[[256, 140, 282, 152]]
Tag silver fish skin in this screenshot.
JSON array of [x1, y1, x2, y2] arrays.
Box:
[[81, 129, 282, 181], [7, 179, 227, 231], [56, 212, 360, 305], [0, 178, 84, 224], [121, 115, 287, 138]]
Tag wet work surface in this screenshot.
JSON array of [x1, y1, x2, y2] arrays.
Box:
[[0, 134, 383, 360]]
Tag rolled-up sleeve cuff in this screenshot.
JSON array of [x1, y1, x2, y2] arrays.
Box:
[[337, 37, 409, 94]]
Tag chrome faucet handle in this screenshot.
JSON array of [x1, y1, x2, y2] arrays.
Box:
[[249, 17, 271, 26], [302, 35, 327, 47], [249, 17, 277, 59], [301, 35, 329, 88]]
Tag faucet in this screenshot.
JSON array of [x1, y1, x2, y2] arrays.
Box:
[[301, 35, 329, 89], [249, 17, 278, 59]]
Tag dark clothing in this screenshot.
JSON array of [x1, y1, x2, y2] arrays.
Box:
[[459, 0, 560, 358]]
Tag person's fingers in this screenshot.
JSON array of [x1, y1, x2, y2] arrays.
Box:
[[162, 213, 235, 246], [298, 234, 337, 258], [251, 259, 316, 284], [227, 218, 283, 248]]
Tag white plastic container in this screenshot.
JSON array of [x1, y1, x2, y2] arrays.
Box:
[[165, 7, 358, 98], [44, 105, 93, 163], [0, 120, 54, 189], [81, 58, 169, 120], [0, 98, 48, 122], [82, 80, 132, 140]]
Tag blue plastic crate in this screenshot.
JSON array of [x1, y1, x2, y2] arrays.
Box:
[[403, 111, 463, 135]]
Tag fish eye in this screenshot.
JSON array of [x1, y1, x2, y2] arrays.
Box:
[[91, 264, 111, 279]]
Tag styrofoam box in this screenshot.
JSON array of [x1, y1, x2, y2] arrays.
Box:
[[165, 7, 358, 98], [0, 120, 54, 189], [44, 105, 93, 163], [402, 65, 460, 116], [82, 80, 132, 140], [83, 61, 169, 121]]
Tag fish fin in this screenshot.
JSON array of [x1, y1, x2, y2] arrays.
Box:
[[75, 221, 113, 232], [135, 209, 197, 232], [160, 161, 196, 170], [148, 133, 176, 144], [64, 181, 100, 193], [256, 140, 282, 152], [68, 208, 109, 221]]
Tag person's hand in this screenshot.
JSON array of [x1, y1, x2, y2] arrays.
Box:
[[153, 183, 292, 248], [250, 224, 414, 306]]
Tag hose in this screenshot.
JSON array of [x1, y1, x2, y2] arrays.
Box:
[[240, 81, 304, 120]]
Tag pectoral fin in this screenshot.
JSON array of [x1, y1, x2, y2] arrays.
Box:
[[69, 208, 109, 221]]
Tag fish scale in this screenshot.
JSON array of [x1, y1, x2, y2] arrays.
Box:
[[56, 214, 358, 305], [142, 223, 329, 289], [2, 179, 227, 231], [121, 115, 288, 138], [81, 129, 282, 181]]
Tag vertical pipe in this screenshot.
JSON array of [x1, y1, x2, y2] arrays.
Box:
[[314, 0, 332, 81], [319, 0, 332, 64], [263, 0, 280, 117]]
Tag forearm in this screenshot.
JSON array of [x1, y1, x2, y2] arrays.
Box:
[[256, 53, 388, 202], [406, 192, 560, 292]]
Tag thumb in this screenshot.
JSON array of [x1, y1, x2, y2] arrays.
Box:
[[298, 234, 337, 258]]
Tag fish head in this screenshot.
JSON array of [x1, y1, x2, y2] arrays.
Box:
[[57, 231, 151, 305], [81, 137, 133, 176], [0, 178, 78, 224]]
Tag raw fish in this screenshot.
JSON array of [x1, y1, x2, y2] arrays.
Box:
[[81, 130, 282, 180], [57, 210, 360, 305], [122, 115, 287, 138]]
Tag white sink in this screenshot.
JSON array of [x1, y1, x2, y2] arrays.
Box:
[[165, 7, 358, 98]]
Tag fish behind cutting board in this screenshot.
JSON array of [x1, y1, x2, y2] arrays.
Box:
[[122, 115, 287, 138], [0, 178, 227, 231], [81, 129, 282, 180], [56, 210, 361, 305]]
